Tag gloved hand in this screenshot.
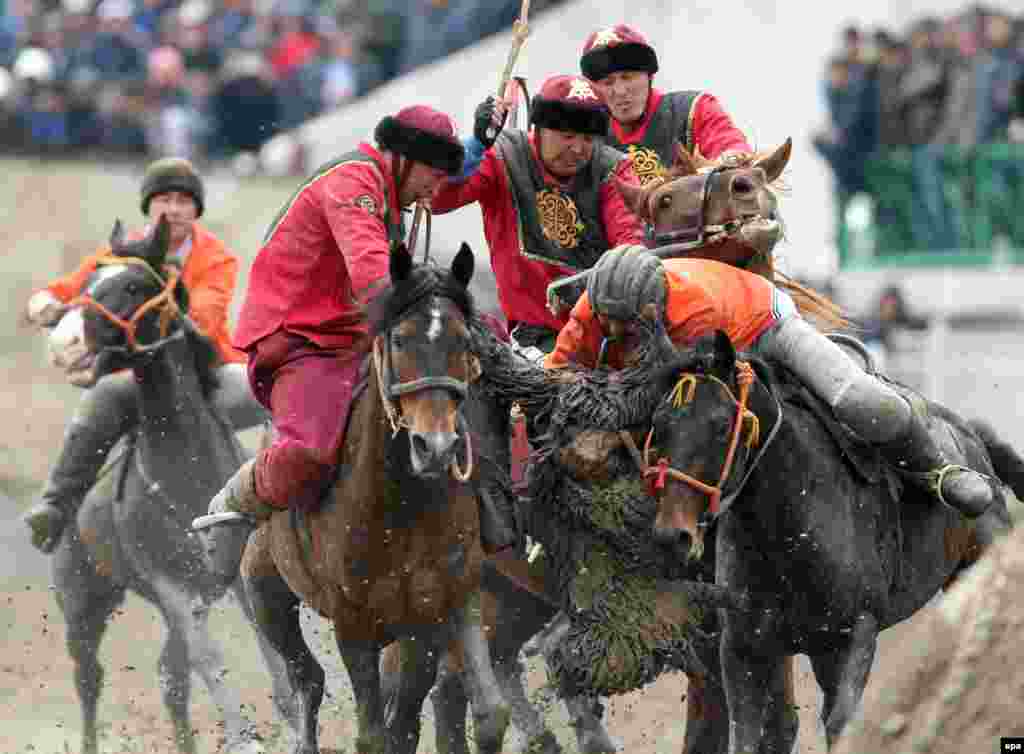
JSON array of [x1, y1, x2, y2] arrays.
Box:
[[25, 290, 67, 327], [473, 96, 508, 149]]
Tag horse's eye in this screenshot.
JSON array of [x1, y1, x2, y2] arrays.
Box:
[[126, 283, 139, 296], [659, 194, 672, 209]]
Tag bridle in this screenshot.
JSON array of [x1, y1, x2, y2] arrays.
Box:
[[622, 360, 781, 520], [69, 255, 184, 353], [371, 302, 476, 482], [643, 162, 765, 250]]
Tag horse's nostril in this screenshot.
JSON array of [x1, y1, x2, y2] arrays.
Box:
[[411, 433, 430, 459], [731, 175, 756, 196]]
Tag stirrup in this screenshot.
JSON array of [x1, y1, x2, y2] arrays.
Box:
[[901, 464, 986, 508], [191, 511, 255, 531]]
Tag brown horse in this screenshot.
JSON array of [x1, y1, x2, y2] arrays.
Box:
[[238, 244, 509, 754], [615, 137, 848, 332]]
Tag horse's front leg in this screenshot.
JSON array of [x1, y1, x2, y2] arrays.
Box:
[[451, 594, 511, 754], [383, 633, 444, 754], [337, 638, 386, 754], [808, 613, 879, 749], [721, 607, 783, 754]]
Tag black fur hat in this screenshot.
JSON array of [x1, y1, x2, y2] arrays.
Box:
[[374, 105, 465, 175]]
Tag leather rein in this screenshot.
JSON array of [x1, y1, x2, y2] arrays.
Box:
[[69, 255, 184, 352], [621, 360, 782, 521]]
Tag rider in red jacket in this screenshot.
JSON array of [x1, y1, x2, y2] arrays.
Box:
[[194, 106, 519, 587], [432, 74, 646, 352], [580, 24, 752, 185]]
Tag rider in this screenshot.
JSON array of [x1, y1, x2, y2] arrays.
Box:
[[580, 24, 752, 184], [545, 246, 1000, 544], [21, 157, 266, 554], [194, 105, 520, 587], [432, 74, 646, 354]]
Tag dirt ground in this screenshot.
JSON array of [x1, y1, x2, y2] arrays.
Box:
[[0, 157, 1013, 754]]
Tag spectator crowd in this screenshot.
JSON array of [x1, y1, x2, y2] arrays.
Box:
[[813, 4, 1024, 256], [0, 0, 566, 163]]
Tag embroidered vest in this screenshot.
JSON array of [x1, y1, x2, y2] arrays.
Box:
[[603, 90, 702, 186], [263, 149, 405, 245], [497, 129, 625, 272]]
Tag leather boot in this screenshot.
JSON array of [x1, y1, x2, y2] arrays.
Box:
[[879, 396, 994, 519], [23, 420, 120, 554], [192, 459, 277, 588]]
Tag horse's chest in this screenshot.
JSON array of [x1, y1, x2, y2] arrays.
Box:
[[334, 497, 483, 628]]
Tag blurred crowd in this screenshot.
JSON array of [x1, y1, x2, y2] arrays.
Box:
[[0, 0, 565, 163], [813, 5, 1024, 256]]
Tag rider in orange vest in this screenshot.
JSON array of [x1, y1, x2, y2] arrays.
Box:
[[547, 246, 1000, 541], [22, 158, 267, 553]]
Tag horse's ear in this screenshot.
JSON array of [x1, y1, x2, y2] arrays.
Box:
[[753, 137, 792, 183], [109, 219, 126, 251], [672, 143, 699, 176], [148, 215, 172, 266], [615, 176, 649, 220], [451, 242, 474, 288], [390, 242, 413, 283], [711, 330, 737, 380]]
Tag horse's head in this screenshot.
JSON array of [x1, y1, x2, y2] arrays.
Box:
[[617, 139, 791, 266], [646, 331, 765, 562], [370, 242, 480, 479], [49, 216, 187, 386]]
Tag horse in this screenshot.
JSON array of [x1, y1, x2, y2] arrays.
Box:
[[419, 142, 841, 754], [235, 243, 510, 754], [423, 141, 842, 754], [44, 216, 269, 754], [614, 137, 848, 331], [643, 330, 1018, 751]]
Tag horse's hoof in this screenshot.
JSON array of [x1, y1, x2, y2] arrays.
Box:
[[223, 729, 266, 754], [578, 730, 622, 754], [524, 730, 563, 754]]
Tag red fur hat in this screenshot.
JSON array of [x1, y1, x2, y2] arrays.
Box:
[[580, 24, 659, 82], [374, 105, 465, 175], [530, 75, 609, 136]]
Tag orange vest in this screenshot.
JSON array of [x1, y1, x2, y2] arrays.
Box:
[[41, 224, 245, 364], [546, 257, 777, 370]]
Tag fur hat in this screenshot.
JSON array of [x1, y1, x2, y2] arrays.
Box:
[[580, 24, 659, 82], [140, 157, 205, 217], [374, 105, 465, 175], [530, 75, 609, 136]]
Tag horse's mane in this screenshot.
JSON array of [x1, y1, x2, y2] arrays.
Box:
[[367, 263, 475, 335]]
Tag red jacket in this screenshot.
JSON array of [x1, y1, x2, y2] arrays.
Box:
[[42, 224, 245, 364], [234, 143, 400, 351], [431, 132, 644, 333], [611, 88, 751, 159]]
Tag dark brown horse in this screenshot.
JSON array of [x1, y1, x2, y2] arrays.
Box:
[[45, 217, 269, 754], [237, 244, 510, 754], [645, 331, 1016, 751]]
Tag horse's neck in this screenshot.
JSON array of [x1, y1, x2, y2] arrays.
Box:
[[132, 337, 237, 484]]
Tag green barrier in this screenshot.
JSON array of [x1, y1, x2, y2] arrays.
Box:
[[837, 144, 1024, 269]]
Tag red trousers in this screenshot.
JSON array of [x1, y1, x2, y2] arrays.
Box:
[[247, 330, 366, 511]]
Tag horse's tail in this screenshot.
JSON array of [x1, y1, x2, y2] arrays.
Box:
[[969, 418, 1024, 503], [775, 271, 852, 333]]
